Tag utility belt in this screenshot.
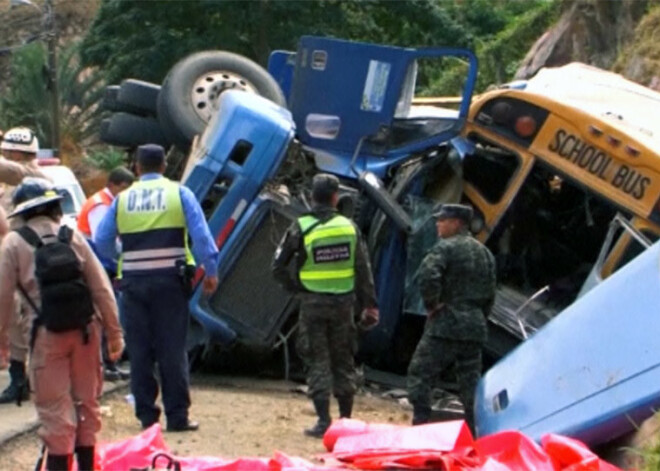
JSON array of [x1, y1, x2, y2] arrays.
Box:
[[119, 260, 196, 299]]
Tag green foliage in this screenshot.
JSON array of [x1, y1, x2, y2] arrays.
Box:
[[428, 0, 560, 95], [0, 42, 106, 149], [613, 3, 660, 84], [0, 43, 51, 142], [475, 1, 560, 90], [642, 444, 660, 471], [58, 43, 107, 146], [446, 0, 532, 38], [82, 0, 559, 97], [81, 0, 475, 84], [86, 146, 127, 171]]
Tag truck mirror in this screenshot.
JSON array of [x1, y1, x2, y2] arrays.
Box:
[[358, 171, 413, 234]]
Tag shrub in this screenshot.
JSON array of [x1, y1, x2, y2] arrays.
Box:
[[86, 147, 127, 171]]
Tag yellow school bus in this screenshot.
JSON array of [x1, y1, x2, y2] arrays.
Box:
[[459, 63, 660, 325]]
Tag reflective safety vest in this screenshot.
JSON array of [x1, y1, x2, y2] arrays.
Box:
[[298, 214, 357, 294], [78, 188, 113, 237], [116, 177, 194, 278]]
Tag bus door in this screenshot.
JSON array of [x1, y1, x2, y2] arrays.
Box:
[[461, 131, 535, 242]]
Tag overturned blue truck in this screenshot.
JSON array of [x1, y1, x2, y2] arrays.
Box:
[[169, 36, 483, 373]]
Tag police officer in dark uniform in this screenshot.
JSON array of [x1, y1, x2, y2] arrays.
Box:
[[407, 203, 496, 435], [94, 144, 219, 432], [272, 174, 378, 438]]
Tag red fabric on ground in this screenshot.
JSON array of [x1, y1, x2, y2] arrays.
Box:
[[332, 420, 473, 454], [476, 430, 556, 470], [96, 423, 168, 470], [541, 434, 623, 471], [94, 420, 623, 470], [322, 419, 401, 452]]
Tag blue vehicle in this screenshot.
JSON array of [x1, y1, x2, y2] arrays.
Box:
[[170, 36, 488, 372], [475, 216, 659, 447]]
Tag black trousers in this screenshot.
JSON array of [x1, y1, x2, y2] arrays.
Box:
[[121, 275, 191, 428]]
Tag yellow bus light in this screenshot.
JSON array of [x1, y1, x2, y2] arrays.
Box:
[[607, 135, 621, 147], [589, 125, 604, 137], [625, 145, 641, 158]]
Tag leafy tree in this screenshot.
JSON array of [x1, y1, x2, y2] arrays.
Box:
[[428, 0, 559, 95], [81, 0, 474, 85], [0, 42, 105, 154], [86, 146, 127, 171], [0, 44, 51, 142]]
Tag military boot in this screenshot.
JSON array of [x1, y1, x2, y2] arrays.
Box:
[[337, 395, 353, 419], [412, 404, 431, 425], [75, 446, 95, 471], [304, 398, 331, 438], [0, 360, 29, 405], [46, 453, 71, 471]]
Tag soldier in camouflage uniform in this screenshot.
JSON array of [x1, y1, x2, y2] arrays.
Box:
[[407, 203, 496, 435], [272, 174, 378, 438]]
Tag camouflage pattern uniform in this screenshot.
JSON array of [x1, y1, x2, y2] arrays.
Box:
[[407, 226, 496, 433], [273, 205, 377, 401]]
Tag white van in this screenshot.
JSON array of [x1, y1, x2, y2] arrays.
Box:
[[37, 160, 86, 228]]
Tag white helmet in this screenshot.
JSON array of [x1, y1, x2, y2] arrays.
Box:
[[1, 127, 39, 154]]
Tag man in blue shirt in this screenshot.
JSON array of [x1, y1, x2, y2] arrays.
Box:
[[95, 144, 219, 432]]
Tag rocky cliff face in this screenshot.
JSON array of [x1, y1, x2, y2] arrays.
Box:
[[515, 0, 650, 81], [613, 5, 660, 90]]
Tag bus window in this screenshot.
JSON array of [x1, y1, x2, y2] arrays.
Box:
[[578, 215, 656, 298], [602, 226, 659, 275], [463, 136, 520, 203], [613, 231, 659, 271], [486, 162, 617, 313]]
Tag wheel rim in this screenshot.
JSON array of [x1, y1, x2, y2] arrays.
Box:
[[191, 70, 258, 122]]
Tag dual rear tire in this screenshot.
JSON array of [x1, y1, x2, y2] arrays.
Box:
[[99, 51, 286, 153]]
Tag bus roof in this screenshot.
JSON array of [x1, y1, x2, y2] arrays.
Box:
[[522, 62, 660, 150]]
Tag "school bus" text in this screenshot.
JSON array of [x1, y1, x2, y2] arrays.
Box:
[[548, 129, 651, 200]]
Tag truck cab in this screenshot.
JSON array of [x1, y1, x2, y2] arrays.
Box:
[[180, 36, 480, 369]]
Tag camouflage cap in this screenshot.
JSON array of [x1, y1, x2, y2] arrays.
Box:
[[433, 203, 473, 223], [312, 173, 339, 202]]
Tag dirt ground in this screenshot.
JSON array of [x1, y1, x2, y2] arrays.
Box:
[[0, 374, 412, 469]]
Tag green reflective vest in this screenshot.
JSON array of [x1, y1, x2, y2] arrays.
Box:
[[116, 177, 194, 278], [298, 214, 357, 294]]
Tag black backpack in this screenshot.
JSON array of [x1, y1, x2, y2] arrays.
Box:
[[16, 225, 94, 334]]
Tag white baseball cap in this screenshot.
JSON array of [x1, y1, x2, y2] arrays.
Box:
[[1, 127, 39, 154]]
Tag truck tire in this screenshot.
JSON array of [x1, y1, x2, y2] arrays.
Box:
[[99, 117, 111, 139], [101, 85, 121, 112], [100, 112, 169, 149], [157, 91, 194, 153], [157, 50, 286, 151], [116, 79, 161, 116]]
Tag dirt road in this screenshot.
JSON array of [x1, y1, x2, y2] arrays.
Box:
[[0, 374, 411, 469]]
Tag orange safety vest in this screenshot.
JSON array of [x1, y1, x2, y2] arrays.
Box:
[[77, 188, 113, 237]]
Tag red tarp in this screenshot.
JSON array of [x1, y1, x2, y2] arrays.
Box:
[[93, 420, 622, 471]]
